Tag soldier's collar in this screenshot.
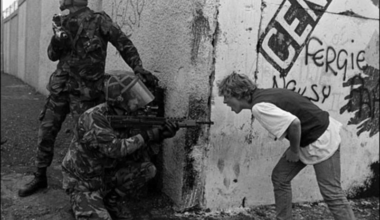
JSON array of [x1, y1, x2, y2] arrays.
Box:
[[68, 7, 91, 19]]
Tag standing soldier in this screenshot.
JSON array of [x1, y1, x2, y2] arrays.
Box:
[[18, 0, 158, 197]]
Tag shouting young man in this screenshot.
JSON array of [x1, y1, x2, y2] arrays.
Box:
[[217, 72, 356, 220]]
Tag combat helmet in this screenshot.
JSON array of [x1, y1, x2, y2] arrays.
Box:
[[60, 0, 88, 11], [105, 72, 155, 113]]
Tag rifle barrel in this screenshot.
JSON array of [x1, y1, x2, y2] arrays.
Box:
[[196, 121, 214, 125], [107, 116, 214, 128]]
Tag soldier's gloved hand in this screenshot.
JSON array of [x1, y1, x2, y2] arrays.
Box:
[[145, 121, 179, 142], [145, 128, 161, 142], [160, 121, 180, 139], [50, 35, 66, 49], [134, 66, 159, 87]]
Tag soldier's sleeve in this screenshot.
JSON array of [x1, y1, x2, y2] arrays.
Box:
[[47, 36, 63, 61], [80, 111, 147, 158], [98, 12, 143, 70]]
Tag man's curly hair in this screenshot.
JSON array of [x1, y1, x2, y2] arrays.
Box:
[[217, 72, 257, 100]]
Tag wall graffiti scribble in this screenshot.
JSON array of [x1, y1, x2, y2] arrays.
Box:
[[305, 37, 366, 81], [110, 0, 145, 35], [258, 0, 333, 76], [340, 65, 379, 137], [272, 75, 331, 103], [191, 6, 210, 64]]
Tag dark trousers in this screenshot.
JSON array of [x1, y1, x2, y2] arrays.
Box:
[[271, 147, 356, 220], [36, 93, 103, 168], [66, 162, 156, 219]]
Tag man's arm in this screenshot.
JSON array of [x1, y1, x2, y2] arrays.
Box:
[[79, 111, 147, 158], [98, 12, 142, 70], [284, 118, 301, 162], [79, 111, 169, 158], [287, 118, 301, 154], [252, 102, 301, 162], [47, 36, 64, 61], [97, 12, 158, 86]]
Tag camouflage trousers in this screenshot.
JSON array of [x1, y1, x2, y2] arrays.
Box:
[[66, 162, 156, 220], [35, 92, 105, 168]]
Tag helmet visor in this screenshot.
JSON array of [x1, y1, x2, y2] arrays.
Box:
[[121, 77, 155, 111]]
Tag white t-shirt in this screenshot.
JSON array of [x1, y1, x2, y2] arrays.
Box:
[[252, 102, 342, 165]]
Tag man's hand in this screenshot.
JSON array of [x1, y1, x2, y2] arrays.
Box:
[[160, 120, 179, 139], [284, 148, 300, 163], [50, 35, 66, 49], [285, 118, 301, 163], [146, 121, 179, 142], [134, 66, 159, 87]]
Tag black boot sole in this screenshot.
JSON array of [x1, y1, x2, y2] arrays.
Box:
[[18, 182, 48, 197]]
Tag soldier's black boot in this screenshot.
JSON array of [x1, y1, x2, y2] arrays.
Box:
[[104, 190, 133, 220], [18, 168, 48, 197]]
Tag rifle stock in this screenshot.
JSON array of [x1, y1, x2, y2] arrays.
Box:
[[107, 116, 214, 129]]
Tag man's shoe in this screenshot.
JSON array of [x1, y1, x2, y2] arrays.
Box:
[[18, 173, 48, 197], [104, 190, 133, 219], [107, 204, 133, 220]]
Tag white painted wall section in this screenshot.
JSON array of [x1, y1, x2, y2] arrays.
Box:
[[205, 0, 379, 210], [17, 2, 26, 81]]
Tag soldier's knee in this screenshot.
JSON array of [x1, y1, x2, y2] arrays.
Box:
[[39, 95, 69, 122], [48, 95, 70, 112], [39, 108, 67, 127], [70, 191, 111, 220]]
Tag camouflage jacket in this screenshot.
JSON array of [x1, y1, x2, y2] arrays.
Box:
[[61, 103, 148, 192], [48, 7, 142, 99]]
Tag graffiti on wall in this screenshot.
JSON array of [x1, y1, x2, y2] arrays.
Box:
[[110, 0, 145, 35], [305, 37, 366, 81], [304, 34, 379, 137], [304, 33, 379, 137], [191, 5, 210, 64], [340, 66, 379, 137], [272, 75, 332, 103], [259, 0, 379, 137], [272, 34, 379, 137], [258, 0, 333, 76]]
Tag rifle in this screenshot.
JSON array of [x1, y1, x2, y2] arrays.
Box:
[[107, 115, 214, 129]]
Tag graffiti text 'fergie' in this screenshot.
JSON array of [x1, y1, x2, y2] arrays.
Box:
[[305, 37, 366, 81], [259, 0, 333, 76]]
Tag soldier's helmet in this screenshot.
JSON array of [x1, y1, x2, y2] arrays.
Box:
[[105, 72, 155, 113], [59, 0, 88, 11]]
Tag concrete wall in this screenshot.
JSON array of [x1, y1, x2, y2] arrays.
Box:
[[24, 0, 41, 90], [37, 0, 63, 95], [2, 0, 379, 212], [207, 0, 265, 209], [3, 10, 19, 76], [3, 18, 10, 74], [100, 0, 216, 207], [207, 0, 379, 210], [1, 1, 3, 74], [9, 13, 18, 77], [17, 1, 26, 80]]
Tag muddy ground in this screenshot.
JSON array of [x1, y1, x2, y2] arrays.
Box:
[[1, 72, 379, 220]]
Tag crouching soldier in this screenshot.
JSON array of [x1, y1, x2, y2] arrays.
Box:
[[61, 74, 179, 219]]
